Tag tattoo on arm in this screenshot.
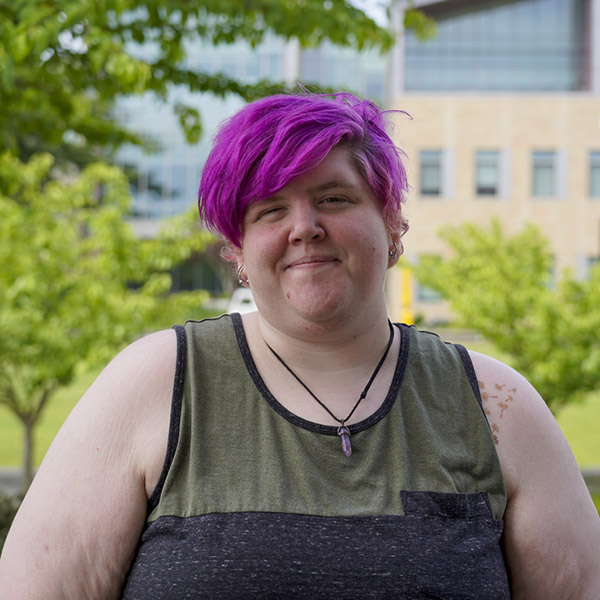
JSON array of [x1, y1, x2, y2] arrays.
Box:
[[478, 380, 517, 445]]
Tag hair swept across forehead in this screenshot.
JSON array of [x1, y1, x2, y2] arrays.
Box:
[[198, 91, 409, 248]]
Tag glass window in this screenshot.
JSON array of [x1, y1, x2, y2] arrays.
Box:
[[405, 0, 585, 92], [587, 257, 600, 277], [416, 282, 443, 303], [532, 151, 556, 197], [475, 150, 500, 196], [589, 152, 600, 197], [420, 150, 443, 196], [299, 43, 385, 103], [545, 257, 557, 290], [171, 258, 223, 294], [170, 164, 188, 203]]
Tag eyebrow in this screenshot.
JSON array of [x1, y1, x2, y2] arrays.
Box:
[[265, 180, 360, 201], [307, 180, 361, 194], [250, 180, 362, 211]]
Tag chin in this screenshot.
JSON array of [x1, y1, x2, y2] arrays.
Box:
[[288, 286, 349, 316], [290, 299, 357, 330]]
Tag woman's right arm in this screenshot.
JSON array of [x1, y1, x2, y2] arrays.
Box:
[[0, 328, 176, 600]]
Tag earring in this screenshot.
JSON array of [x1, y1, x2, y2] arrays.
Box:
[[237, 264, 249, 287], [388, 242, 399, 261]]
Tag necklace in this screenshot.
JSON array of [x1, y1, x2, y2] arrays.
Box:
[[266, 321, 395, 457]]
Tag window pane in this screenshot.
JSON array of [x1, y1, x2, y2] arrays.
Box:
[[405, 0, 585, 91], [589, 151, 600, 197], [532, 151, 556, 197], [476, 150, 499, 195], [420, 150, 442, 195], [416, 282, 442, 302]]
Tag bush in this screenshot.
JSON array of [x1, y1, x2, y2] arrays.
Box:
[[0, 492, 22, 553]]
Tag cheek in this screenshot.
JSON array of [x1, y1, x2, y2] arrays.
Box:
[[350, 220, 389, 261], [241, 229, 284, 274]]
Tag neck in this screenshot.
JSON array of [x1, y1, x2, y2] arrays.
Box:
[[240, 311, 400, 429], [251, 310, 393, 374]]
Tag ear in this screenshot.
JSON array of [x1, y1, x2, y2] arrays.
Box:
[[220, 240, 243, 265], [231, 247, 250, 288], [385, 211, 406, 268], [233, 247, 244, 271], [387, 239, 400, 268], [219, 241, 248, 286], [386, 230, 403, 269]]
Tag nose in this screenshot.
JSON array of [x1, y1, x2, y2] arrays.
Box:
[[288, 201, 325, 244]]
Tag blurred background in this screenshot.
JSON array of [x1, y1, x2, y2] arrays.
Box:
[[1, 0, 598, 538]]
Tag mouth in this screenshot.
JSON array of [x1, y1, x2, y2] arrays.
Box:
[[286, 256, 339, 269]]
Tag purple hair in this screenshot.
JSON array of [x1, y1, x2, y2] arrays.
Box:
[[198, 92, 409, 248]]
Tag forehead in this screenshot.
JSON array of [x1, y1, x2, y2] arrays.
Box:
[[265, 147, 371, 199]]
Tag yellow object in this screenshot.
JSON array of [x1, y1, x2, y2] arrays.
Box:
[[400, 266, 414, 325]]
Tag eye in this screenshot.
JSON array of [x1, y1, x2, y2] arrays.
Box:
[[321, 195, 348, 205], [256, 205, 285, 221]]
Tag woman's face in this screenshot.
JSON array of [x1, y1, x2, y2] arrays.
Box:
[[238, 146, 398, 333]]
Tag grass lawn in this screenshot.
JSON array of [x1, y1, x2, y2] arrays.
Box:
[[1, 354, 599, 470], [0, 370, 98, 467], [555, 391, 600, 469]]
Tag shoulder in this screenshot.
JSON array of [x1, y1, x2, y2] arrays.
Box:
[[88, 328, 179, 419], [467, 350, 553, 452], [74, 328, 178, 449], [83, 328, 179, 492], [106, 327, 178, 377], [466, 350, 583, 484], [468, 350, 600, 599]]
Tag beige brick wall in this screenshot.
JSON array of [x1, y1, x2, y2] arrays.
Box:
[[385, 94, 600, 324]]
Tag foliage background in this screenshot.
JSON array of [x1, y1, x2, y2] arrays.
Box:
[[415, 220, 600, 414]]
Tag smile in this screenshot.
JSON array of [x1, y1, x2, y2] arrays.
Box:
[[286, 256, 338, 269]]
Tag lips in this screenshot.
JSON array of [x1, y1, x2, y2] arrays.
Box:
[[286, 256, 338, 269]]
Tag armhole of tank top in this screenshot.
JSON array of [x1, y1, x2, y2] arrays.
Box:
[[454, 343, 485, 408], [453, 343, 497, 437], [146, 324, 186, 515]]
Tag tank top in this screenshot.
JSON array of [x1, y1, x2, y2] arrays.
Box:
[[121, 314, 510, 599]]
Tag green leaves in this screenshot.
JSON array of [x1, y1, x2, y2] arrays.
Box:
[[404, 7, 436, 42], [0, 152, 212, 424], [415, 219, 600, 412], [0, 0, 398, 170]]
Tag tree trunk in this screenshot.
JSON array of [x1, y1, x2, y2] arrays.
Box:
[[23, 420, 34, 493]]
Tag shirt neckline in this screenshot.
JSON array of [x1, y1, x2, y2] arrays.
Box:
[[231, 312, 410, 436]]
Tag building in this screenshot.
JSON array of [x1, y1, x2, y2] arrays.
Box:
[[385, 0, 600, 324]]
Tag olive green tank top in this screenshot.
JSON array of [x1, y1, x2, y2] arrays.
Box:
[[122, 314, 510, 599]]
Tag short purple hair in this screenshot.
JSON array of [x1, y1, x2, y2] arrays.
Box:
[[198, 92, 409, 248]]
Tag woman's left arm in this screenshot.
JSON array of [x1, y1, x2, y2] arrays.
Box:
[[469, 351, 600, 600]]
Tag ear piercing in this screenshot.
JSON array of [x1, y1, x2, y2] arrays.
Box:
[[237, 264, 249, 287]]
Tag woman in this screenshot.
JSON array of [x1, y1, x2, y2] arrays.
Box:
[[1, 92, 599, 599]]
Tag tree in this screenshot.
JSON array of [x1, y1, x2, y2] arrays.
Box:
[[0, 151, 213, 488], [414, 219, 600, 413], [0, 0, 432, 169]]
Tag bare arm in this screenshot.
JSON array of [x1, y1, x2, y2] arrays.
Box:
[[470, 351, 600, 600], [0, 329, 176, 599]]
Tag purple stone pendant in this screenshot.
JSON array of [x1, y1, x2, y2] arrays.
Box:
[[337, 425, 352, 457]]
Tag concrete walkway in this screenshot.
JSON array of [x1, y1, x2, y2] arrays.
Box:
[[0, 468, 28, 496]]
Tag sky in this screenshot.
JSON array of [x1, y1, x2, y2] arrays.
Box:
[[352, 0, 389, 26]]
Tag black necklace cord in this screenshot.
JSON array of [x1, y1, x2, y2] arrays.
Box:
[[266, 321, 395, 428]]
